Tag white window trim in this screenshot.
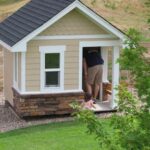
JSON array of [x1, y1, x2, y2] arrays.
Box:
[[39, 46, 65, 92], [13, 53, 18, 89]]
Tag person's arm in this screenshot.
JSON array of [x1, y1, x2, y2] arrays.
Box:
[[83, 58, 88, 78]]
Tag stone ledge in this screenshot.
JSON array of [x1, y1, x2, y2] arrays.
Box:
[[12, 88, 84, 117]]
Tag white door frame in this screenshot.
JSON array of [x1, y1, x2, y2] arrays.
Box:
[[79, 40, 121, 108]]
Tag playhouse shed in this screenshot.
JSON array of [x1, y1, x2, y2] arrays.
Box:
[[0, 0, 126, 117]]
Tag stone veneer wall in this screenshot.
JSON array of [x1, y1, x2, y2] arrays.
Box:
[[12, 88, 84, 117]]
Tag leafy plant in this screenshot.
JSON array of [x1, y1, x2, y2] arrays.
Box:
[[71, 29, 150, 150]]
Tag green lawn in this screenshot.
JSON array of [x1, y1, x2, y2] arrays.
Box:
[[0, 121, 99, 150]]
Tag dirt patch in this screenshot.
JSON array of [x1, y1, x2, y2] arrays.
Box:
[[0, 105, 114, 133]]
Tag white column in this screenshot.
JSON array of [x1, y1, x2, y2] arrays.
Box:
[[21, 52, 26, 92], [100, 47, 108, 101], [101, 47, 108, 82], [111, 46, 120, 108]]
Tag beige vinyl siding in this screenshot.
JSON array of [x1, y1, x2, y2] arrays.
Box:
[[26, 9, 118, 91], [26, 40, 79, 91], [26, 38, 117, 91], [3, 48, 13, 105], [39, 9, 109, 36], [26, 45, 40, 91]]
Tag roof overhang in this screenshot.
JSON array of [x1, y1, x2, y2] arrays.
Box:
[[0, 0, 126, 52]]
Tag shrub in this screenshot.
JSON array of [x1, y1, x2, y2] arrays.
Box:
[[72, 29, 150, 150]]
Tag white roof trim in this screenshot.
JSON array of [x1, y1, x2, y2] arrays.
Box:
[[0, 40, 12, 51], [33, 34, 116, 40], [76, 1, 125, 39], [1, 0, 126, 52]]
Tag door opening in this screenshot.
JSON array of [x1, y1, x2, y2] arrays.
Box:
[[82, 46, 102, 100]]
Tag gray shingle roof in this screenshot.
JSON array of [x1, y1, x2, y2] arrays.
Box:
[[0, 0, 75, 47]]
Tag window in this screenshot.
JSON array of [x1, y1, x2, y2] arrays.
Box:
[[39, 46, 65, 91], [45, 53, 60, 87]]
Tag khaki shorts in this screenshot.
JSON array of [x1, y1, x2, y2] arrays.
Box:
[[87, 65, 103, 85]]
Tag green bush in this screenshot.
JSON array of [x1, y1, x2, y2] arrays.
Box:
[[72, 29, 150, 150]]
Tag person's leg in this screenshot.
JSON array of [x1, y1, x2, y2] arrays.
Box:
[[93, 83, 100, 99], [86, 66, 97, 96], [93, 65, 103, 99], [85, 82, 92, 95]]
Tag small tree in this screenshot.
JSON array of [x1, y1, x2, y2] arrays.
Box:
[[72, 29, 150, 150]]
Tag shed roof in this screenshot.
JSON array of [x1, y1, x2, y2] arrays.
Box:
[[0, 0, 126, 51], [0, 0, 75, 47]]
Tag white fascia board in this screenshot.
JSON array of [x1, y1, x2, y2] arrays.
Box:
[[75, 1, 126, 40], [34, 34, 115, 40], [0, 40, 12, 51], [11, 42, 27, 52], [0, 40, 26, 52]]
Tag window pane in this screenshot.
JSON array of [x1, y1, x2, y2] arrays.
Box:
[[45, 72, 60, 87], [45, 53, 60, 69]]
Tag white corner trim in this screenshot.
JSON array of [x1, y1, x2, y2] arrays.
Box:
[[34, 34, 116, 40], [39, 45, 65, 92], [13, 53, 19, 89], [21, 52, 26, 92], [4, 0, 125, 52], [79, 43, 83, 91]]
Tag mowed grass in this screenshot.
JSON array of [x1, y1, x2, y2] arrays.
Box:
[[0, 121, 100, 150]]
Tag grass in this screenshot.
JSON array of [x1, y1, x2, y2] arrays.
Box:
[[0, 0, 20, 5], [0, 121, 100, 150]]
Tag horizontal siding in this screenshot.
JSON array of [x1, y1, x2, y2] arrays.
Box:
[[26, 39, 80, 91], [39, 10, 108, 36], [26, 43, 40, 91], [27, 37, 118, 92]]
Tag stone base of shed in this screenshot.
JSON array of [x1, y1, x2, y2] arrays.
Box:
[[12, 88, 84, 117]]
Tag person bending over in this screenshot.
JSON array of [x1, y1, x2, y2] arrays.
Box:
[[83, 47, 104, 100]]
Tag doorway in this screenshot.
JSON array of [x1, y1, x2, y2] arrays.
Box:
[[82, 46, 103, 100]]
